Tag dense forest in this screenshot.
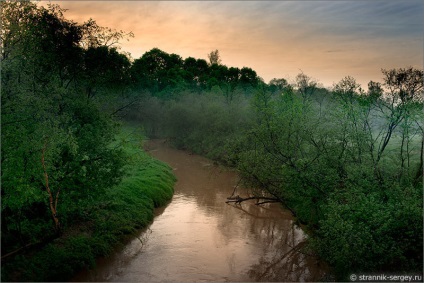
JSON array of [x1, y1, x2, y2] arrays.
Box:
[[1, 2, 423, 282], [1, 2, 177, 281]]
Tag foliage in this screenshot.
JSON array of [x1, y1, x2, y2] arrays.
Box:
[[1, 127, 176, 282], [141, 67, 422, 279], [130, 48, 262, 95], [1, 4, 175, 283], [2, 2, 422, 281], [1, 0, 132, 247], [131, 81, 262, 162], [207, 49, 222, 66], [312, 185, 423, 280], [128, 89, 254, 161], [227, 70, 423, 279]]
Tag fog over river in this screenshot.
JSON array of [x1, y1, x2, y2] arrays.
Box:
[[72, 140, 327, 282]]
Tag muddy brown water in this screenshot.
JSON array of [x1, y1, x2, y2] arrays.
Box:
[[72, 140, 327, 282]]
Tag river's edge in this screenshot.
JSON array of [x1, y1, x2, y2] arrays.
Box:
[[74, 137, 329, 282], [1, 126, 176, 282], [157, 138, 333, 281]]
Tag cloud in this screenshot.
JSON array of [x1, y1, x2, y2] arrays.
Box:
[[37, 1, 423, 87]]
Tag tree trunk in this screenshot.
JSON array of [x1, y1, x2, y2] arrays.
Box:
[[42, 141, 61, 235], [414, 132, 423, 186]]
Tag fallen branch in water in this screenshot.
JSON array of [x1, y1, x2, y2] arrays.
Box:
[[228, 178, 242, 199], [226, 195, 281, 205]]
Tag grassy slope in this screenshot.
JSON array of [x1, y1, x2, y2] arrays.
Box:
[[1, 125, 176, 282]]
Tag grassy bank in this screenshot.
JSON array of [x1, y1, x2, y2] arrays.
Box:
[[130, 85, 423, 280], [1, 125, 176, 282]]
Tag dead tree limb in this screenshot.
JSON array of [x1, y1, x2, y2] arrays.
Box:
[[228, 178, 243, 199], [110, 99, 139, 117], [226, 195, 281, 205]]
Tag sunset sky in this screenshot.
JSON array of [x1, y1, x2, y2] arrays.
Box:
[[39, 1, 423, 88]]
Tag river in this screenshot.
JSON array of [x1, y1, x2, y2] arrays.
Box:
[[72, 140, 327, 282]]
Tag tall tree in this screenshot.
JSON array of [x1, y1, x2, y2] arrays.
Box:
[[131, 48, 185, 93], [296, 72, 318, 100], [382, 67, 423, 103], [1, 1, 126, 249], [207, 49, 222, 66], [381, 67, 424, 183], [268, 78, 289, 94]]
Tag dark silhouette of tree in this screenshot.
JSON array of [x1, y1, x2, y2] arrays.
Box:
[[131, 48, 186, 94], [240, 67, 259, 88], [182, 57, 210, 90], [268, 78, 289, 94], [84, 46, 131, 99], [367, 81, 383, 99], [296, 72, 318, 100], [382, 67, 423, 103], [207, 49, 222, 66]]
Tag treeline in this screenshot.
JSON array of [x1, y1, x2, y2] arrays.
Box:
[[1, 2, 175, 281], [232, 73, 423, 279], [2, 1, 423, 281], [127, 69, 424, 279], [2, 0, 126, 249], [131, 48, 261, 98]]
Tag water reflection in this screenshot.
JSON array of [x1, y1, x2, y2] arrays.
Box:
[[72, 140, 327, 282]]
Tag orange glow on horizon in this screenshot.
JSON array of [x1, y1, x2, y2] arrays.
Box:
[[38, 1, 423, 88]]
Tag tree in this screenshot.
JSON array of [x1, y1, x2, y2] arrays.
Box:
[[367, 81, 383, 99], [221, 67, 423, 279], [183, 57, 208, 90], [331, 76, 377, 183], [79, 18, 134, 49], [131, 48, 185, 94], [380, 67, 424, 184], [268, 78, 289, 94], [84, 46, 131, 99], [381, 67, 423, 103], [368, 68, 424, 176], [296, 72, 318, 100], [207, 49, 222, 66], [239, 67, 259, 88], [1, 1, 125, 252], [1, 1, 38, 61]]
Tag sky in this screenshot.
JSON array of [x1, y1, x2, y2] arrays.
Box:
[[38, 0, 423, 88]]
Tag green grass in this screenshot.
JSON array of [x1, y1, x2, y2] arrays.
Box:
[[1, 125, 176, 282]]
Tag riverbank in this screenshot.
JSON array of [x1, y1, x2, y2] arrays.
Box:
[[72, 138, 328, 282], [1, 126, 176, 282]]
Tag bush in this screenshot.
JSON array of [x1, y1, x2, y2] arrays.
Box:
[[1, 126, 176, 282], [313, 185, 423, 280]]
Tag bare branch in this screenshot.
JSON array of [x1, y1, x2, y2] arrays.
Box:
[[110, 99, 139, 117], [226, 195, 281, 204]]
